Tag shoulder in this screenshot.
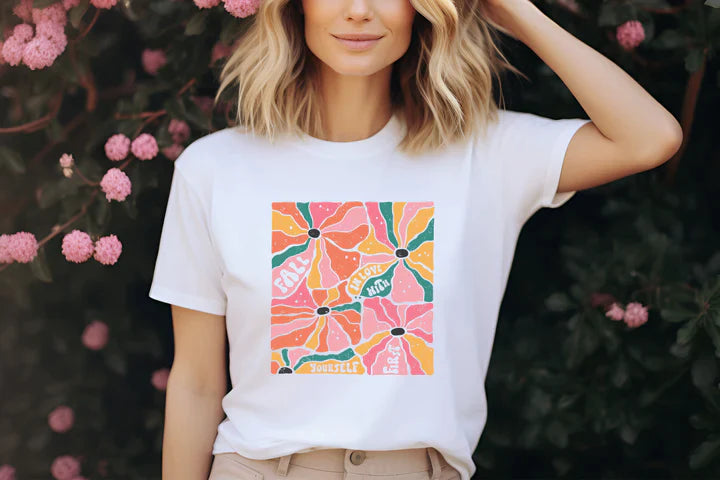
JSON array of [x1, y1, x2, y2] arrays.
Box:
[[474, 108, 574, 150], [472, 108, 518, 150], [172, 126, 251, 193]]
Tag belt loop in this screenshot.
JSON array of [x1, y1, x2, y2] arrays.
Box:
[[276, 453, 293, 476], [426, 447, 442, 480]]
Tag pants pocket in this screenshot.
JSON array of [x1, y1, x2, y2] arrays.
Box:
[[209, 453, 265, 480]]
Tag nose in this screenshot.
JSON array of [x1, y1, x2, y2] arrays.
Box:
[[345, 0, 374, 22]]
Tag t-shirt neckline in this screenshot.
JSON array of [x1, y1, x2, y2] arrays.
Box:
[[289, 112, 403, 159]]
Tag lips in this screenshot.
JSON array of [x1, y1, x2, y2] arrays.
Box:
[[332, 34, 384, 41], [332, 33, 384, 51]]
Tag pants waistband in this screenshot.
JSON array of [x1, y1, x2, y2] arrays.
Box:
[[273, 447, 450, 479]]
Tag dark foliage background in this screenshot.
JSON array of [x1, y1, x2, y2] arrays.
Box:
[[0, 0, 718, 479]]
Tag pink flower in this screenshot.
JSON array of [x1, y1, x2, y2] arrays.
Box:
[[22, 35, 61, 70], [168, 119, 190, 144], [194, 0, 222, 8], [141, 48, 166, 76], [161, 143, 184, 161], [0, 464, 16, 480], [8, 231, 39, 263], [81, 320, 109, 350], [63, 0, 82, 10], [96, 459, 108, 477], [617, 20, 645, 51], [12, 24, 34, 42], [605, 302, 625, 321], [222, 0, 261, 18], [62, 230, 95, 263], [48, 405, 75, 433], [104, 133, 131, 161], [13, 0, 34, 22], [151, 368, 170, 390], [59, 153, 74, 168], [100, 168, 132, 202], [191, 95, 214, 114], [93, 234, 122, 265], [590, 292, 616, 308], [1, 24, 34, 66], [50, 455, 81, 480], [131, 133, 159, 160], [89, 0, 118, 9], [0, 234, 14, 263], [36, 22, 68, 52], [32, 3, 68, 26], [211, 41, 233, 65], [2, 37, 26, 66], [555, 0, 580, 14], [624, 301, 648, 328]]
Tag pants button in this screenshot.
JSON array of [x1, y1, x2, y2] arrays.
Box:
[[349, 450, 366, 465]]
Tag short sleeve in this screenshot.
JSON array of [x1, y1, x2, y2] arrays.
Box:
[[494, 109, 591, 226], [148, 164, 227, 316]]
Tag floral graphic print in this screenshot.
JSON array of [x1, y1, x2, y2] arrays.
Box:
[[271, 202, 434, 375]]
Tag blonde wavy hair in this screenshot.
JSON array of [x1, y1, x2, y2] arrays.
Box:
[[214, 0, 525, 156]]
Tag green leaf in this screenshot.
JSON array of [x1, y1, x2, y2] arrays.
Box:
[[122, 194, 138, 220], [93, 196, 111, 226], [620, 423, 639, 444], [545, 420, 569, 448], [651, 30, 685, 49], [704, 322, 720, 357], [705, 0, 720, 8], [677, 318, 701, 344], [546, 292, 575, 312], [26, 430, 50, 452], [691, 352, 718, 388], [30, 247, 53, 283], [32, 0, 60, 8], [685, 48, 705, 73], [37, 178, 82, 209], [69, 0, 90, 30], [611, 358, 629, 387], [689, 437, 720, 469], [105, 351, 127, 375], [185, 11, 208, 36], [0, 146, 26, 174], [661, 307, 696, 323], [690, 413, 719, 431]]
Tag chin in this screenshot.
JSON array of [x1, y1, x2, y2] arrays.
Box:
[[327, 58, 385, 76]]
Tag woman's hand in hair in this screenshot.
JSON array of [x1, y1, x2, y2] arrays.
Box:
[[481, 0, 538, 43]]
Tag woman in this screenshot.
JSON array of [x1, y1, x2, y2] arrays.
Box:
[[148, 0, 682, 479]]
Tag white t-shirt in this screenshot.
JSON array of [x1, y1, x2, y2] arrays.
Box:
[[148, 108, 590, 480]]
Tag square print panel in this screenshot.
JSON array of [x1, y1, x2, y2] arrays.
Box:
[[270, 202, 434, 375]]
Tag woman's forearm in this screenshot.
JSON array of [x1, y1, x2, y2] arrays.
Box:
[[162, 370, 226, 480]]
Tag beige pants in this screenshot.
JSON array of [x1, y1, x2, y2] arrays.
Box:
[[208, 447, 461, 480]]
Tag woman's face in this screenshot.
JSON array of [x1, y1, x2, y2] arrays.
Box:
[[301, 0, 417, 76]]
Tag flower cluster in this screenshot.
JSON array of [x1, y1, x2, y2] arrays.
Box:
[[616, 20, 645, 51], [59, 229, 122, 265], [605, 301, 649, 328], [193, 0, 262, 18], [1, 0, 117, 70]]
